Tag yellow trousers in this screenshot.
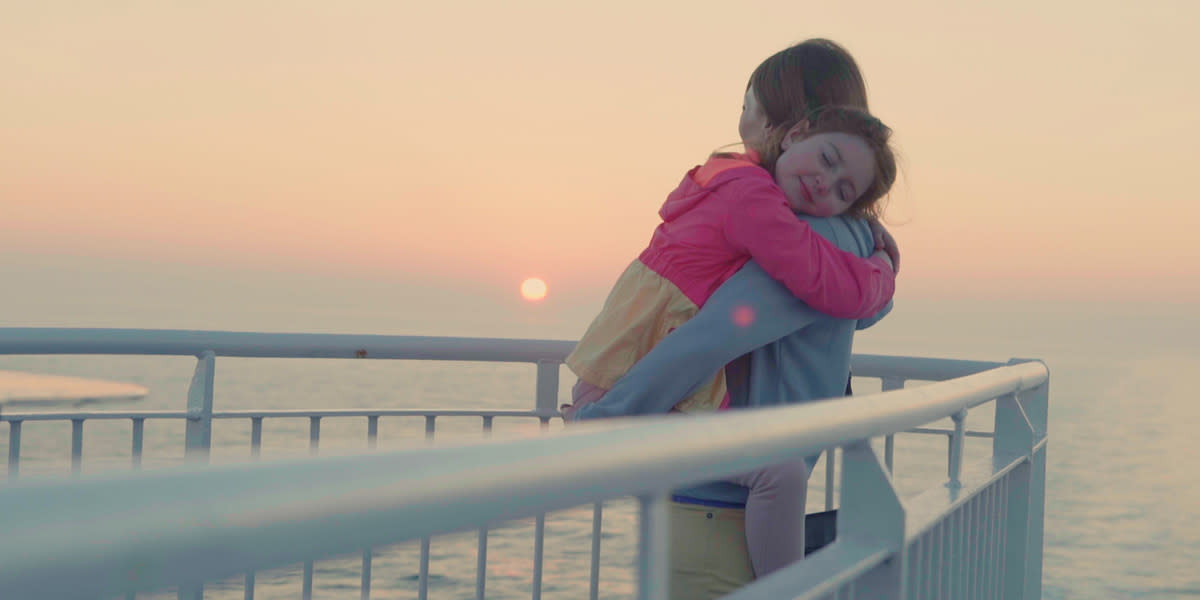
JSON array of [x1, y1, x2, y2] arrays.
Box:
[[669, 501, 754, 600]]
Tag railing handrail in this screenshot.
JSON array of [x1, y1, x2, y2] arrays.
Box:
[[0, 327, 577, 363], [0, 408, 543, 422], [0, 327, 1005, 382], [0, 359, 1048, 599]]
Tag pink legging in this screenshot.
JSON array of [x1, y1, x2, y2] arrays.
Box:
[[725, 460, 808, 577], [568, 380, 808, 578]]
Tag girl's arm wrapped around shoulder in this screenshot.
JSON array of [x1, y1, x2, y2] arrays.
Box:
[[573, 262, 828, 420], [722, 178, 895, 319]]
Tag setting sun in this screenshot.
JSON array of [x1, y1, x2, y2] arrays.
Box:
[[520, 278, 548, 301]]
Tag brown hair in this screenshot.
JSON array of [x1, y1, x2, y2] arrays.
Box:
[[747, 38, 869, 134], [759, 106, 896, 220]]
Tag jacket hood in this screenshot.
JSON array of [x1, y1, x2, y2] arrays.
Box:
[[659, 168, 711, 222], [659, 153, 762, 222]]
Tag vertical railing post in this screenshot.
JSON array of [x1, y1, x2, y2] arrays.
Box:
[[532, 514, 546, 600], [883, 435, 896, 476], [251, 417, 263, 458], [179, 353, 214, 600], [71, 419, 85, 475], [302, 562, 314, 600], [824, 447, 837, 510], [131, 418, 145, 469], [589, 503, 603, 600], [179, 352, 214, 600], [476, 416, 493, 600], [418, 415, 434, 600], [881, 377, 904, 475], [360, 549, 372, 600], [7, 420, 21, 480], [636, 491, 670, 600], [309, 417, 321, 455], [993, 390, 1035, 600], [534, 360, 559, 417], [1010, 359, 1049, 600], [530, 360, 559, 600], [947, 409, 967, 488], [838, 440, 906, 598], [185, 351, 216, 463]]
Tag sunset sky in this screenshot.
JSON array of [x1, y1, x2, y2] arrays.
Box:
[[3, 1, 1199, 335]]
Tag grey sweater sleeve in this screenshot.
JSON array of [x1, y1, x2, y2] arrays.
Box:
[[573, 260, 830, 420]]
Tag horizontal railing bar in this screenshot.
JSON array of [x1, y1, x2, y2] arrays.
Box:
[[0, 360, 1047, 599], [850, 354, 1007, 381], [0, 329, 1000, 383], [1, 409, 546, 422], [0, 414, 999, 432], [0, 328, 576, 363], [211, 409, 545, 419], [907, 427, 994, 438], [2, 411, 188, 422]]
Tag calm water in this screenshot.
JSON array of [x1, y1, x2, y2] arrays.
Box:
[[2, 288, 1198, 599]]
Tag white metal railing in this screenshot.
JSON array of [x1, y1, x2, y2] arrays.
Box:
[[0, 328, 1049, 600], [0, 328, 568, 600]]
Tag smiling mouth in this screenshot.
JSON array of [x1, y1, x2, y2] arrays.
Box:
[[798, 179, 813, 204]]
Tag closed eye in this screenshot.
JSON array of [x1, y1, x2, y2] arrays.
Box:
[[839, 182, 855, 203]]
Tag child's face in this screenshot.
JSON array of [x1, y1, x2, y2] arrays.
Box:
[[738, 86, 769, 150], [774, 131, 876, 217]]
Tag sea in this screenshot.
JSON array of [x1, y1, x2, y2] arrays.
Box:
[[1, 270, 1198, 600]]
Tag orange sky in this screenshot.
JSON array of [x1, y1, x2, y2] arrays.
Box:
[[3, 1, 1199, 310]]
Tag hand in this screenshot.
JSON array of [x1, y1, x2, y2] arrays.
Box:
[[872, 249, 894, 272], [867, 219, 900, 274], [560, 403, 578, 423]]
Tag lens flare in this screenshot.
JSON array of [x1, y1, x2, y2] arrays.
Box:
[[732, 305, 756, 327]]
